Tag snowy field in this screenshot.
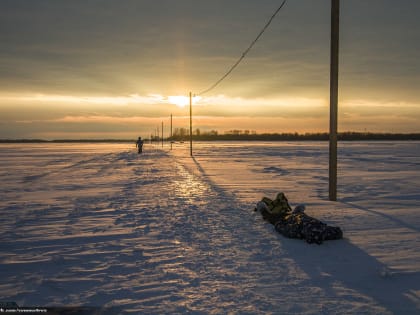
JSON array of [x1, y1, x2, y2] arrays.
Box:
[[0, 141, 419, 314]]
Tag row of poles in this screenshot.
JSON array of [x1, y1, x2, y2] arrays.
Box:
[[150, 1, 339, 201], [151, 93, 193, 155]]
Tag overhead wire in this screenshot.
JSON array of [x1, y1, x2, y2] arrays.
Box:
[[197, 0, 287, 96]]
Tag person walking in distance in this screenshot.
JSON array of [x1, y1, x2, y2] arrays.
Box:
[[136, 136, 144, 154]]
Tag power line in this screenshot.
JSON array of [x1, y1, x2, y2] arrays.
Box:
[[198, 0, 287, 96]]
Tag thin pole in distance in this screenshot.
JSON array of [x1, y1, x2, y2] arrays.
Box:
[[170, 114, 173, 150], [189, 92, 193, 157]]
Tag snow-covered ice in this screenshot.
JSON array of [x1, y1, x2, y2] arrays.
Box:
[[0, 141, 419, 314]]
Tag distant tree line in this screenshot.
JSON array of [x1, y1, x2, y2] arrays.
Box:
[[171, 127, 219, 138], [2, 131, 420, 143], [168, 130, 420, 141]]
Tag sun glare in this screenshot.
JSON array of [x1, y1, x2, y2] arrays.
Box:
[[168, 95, 189, 108], [168, 95, 201, 108]]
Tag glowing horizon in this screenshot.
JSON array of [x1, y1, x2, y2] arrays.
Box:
[[1, 91, 419, 140]]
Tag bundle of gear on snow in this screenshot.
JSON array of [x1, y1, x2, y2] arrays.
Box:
[[255, 193, 343, 244]]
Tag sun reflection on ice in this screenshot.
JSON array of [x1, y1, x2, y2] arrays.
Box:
[[172, 163, 209, 203]]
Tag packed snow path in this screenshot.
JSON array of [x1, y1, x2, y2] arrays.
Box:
[[0, 142, 419, 314]]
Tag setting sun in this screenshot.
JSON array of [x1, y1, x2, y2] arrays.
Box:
[[168, 95, 190, 108], [168, 95, 202, 108]]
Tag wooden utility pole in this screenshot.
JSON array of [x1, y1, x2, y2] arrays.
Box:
[[329, 0, 339, 201], [189, 92, 193, 156]]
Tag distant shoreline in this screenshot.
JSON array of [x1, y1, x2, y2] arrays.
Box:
[[2, 132, 420, 143], [0, 139, 135, 143]]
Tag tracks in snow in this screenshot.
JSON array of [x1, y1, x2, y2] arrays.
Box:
[[0, 149, 270, 313]]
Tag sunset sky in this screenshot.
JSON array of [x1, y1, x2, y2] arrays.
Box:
[[1, 0, 419, 139]]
